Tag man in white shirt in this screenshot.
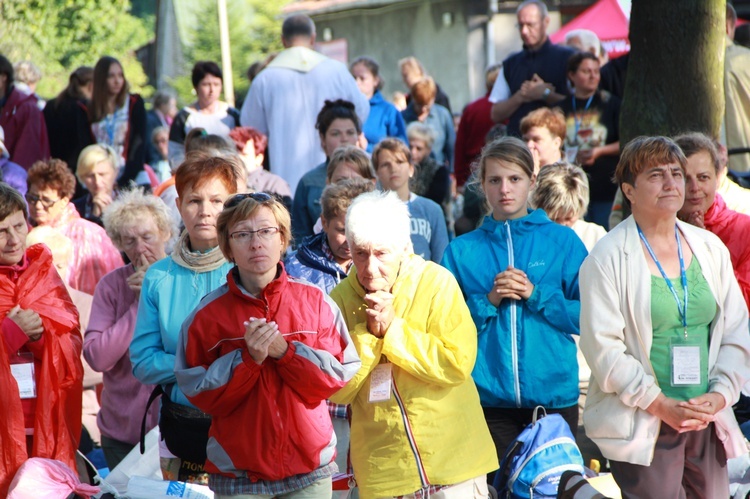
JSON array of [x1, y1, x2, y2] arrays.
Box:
[[241, 15, 369, 192]]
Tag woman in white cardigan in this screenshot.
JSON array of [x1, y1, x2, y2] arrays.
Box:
[[579, 136, 750, 497]]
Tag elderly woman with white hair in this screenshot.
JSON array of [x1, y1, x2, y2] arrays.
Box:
[[83, 189, 174, 470], [406, 121, 450, 207], [329, 191, 497, 499]]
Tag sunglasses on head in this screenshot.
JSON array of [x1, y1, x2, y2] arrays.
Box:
[[224, 192, 273, 208]]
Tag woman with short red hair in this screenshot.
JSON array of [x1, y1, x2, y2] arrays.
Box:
[[228, 126, 291, 206], [401, 77, 455, 170], [130, 151, 241, 483]]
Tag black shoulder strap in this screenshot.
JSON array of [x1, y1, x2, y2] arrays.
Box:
[[140, 385, 163, 454]]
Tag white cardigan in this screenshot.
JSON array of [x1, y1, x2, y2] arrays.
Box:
[[580, 216, 750, 465]]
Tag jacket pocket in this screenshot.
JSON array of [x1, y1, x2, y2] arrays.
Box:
[[582, 391, 637, 440]]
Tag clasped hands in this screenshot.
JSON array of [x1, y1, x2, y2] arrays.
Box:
[[244, 318, 288, 365], [7, 305, 43, 342], [520, 74, 554, 103], [364, 290, 395, 338], [488, 266, 534, 307], [647, 392, 726, 433]]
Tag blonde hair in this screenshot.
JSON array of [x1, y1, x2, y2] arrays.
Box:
[[398, 56, 424, 78], [321, 177, 375, 221], [216, 194, 292, 260], [76, 144, 118, 184], [530, 162, 590, 220], [327, 146, 375, 182]]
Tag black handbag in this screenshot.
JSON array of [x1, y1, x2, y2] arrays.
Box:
[[140, 385, 212, 464]]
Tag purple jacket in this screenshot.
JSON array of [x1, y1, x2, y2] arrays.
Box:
[[0, 157, 27, 195], [83, 264, 158, 445]]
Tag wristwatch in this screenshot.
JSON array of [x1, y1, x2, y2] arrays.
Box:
[[542, 88, 551, 101]]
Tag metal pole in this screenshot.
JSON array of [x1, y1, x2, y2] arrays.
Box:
[[487, 0, 499, 65], [217, 0, 235, 107]]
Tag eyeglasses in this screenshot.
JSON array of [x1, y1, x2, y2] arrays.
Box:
[[229, 227, 280, 243], [224, 192, 273, 208], [25, 193, 61, 209]]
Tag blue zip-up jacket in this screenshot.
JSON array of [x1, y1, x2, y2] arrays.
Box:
[[441, 209, 587, 409], [131, 256, 233, 407], [284, 232, 348, 294], [363, 90, 408, 153]]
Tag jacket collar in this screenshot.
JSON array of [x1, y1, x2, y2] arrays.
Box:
[[296, 232, 348, 278], [227, 262, 289, 303], [477, 208, 550, 235]]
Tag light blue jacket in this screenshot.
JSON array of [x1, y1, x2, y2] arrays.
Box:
[[441, 209, 587, 409], [130, 255, 233, 407]]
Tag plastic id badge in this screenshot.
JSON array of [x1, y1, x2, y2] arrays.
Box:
[[368, 363, 392, 403], [10, 352, 36, 399], [670, 338, 702, 387]]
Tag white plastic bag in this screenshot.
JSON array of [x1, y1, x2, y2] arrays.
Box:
[[126, 476, 213, 499]]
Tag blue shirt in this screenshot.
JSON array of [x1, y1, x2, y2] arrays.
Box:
[[291, 161, 327, 244], [407, 194, 449, 263], [363, 91, 408, 152]]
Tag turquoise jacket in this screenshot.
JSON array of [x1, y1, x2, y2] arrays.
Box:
[[130, 255, 233, 407], [441, 209, 587, 409]]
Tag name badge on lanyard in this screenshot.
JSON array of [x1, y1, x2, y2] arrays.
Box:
[[671, 337, 702, 386], [369, 363, 392, 403], [10, 352, 37, 399]]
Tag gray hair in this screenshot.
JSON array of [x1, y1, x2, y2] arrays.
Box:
[[517, 0, 549, 18], [565, 29, 602, 55], [406, 122, 437, 149], [102, 189, 176, 251], [346, 191, 411, 250], [13, 61, 42, 85]]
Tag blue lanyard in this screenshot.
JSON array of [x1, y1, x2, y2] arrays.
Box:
[[572, 94, 594, 138], [637, 224, 689, 338]]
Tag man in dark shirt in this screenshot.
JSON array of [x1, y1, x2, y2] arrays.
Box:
[[489, 0, 574, 137]]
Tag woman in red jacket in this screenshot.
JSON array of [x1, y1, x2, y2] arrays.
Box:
[[175, 193, 360, 498], [89, 56, 147, 189], [676, 132, 750, 310], [0, 182, 82, 496]]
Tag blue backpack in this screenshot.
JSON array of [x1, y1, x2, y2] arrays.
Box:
[[494, 407, 584, 499]]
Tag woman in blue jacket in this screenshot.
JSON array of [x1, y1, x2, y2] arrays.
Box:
[[442, 137, 587, 467], [350, 56, 408, 152]]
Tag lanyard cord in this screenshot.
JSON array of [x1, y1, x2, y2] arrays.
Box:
[[572, 94, 595, 139], [637, 223, 689, 339]]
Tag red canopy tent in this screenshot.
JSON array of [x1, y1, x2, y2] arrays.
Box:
[[550, 0, 631, 59]]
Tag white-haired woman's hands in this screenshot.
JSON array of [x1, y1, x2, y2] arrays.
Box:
[[364, 291, 395, 338]]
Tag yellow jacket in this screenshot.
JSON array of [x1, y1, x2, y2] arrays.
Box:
[[330, 254, 498, 498]]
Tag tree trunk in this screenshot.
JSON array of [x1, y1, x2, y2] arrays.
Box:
[[620, 0, 725, 144]]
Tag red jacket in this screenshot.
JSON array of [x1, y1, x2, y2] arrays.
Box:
[[454, 93, 495, 187], [0, 244, 82, 496], [175, 265, 360, 481], [704, 193, 750, 310], [0, 87, 50, 169]]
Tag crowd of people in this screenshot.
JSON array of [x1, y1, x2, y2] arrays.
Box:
[[2, 0, 750, 497]]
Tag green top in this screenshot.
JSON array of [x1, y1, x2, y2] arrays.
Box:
[[650, 258, 715, 401]]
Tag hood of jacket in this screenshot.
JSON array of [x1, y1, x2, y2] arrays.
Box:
[[294, 232, 348, 281]]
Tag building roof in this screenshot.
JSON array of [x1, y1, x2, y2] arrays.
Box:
[[284, 0, 408, 16]]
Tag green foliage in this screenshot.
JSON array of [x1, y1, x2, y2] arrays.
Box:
[[171, 0, 287, 108], [0, 0, 153, 100]]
